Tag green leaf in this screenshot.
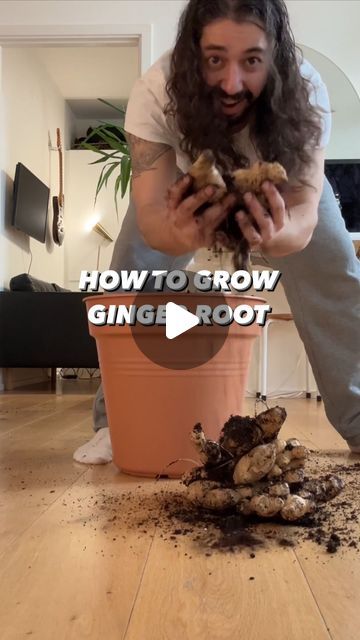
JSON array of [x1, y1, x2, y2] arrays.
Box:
[[97, 98, 126, 115], [82, 129, 103, 143], [114, 174, 122, 219], [98, 119, 126, 132], [82, 104, 132, 214], [82, 126, 125, 150], [80, 141, 107, 153], [90, 129, 128, 153], [94, 164, 109, 204], [97, 127, 128, 149], [98, 120, 127, 145], [91, 123, 123, 138], [89, 151, 122, 165], [79, 141, 121, 160], [120, 156, 132, 198], [104, 162, 118, 187], [94, 163, 116, 201], [95, 127, 129, 152]]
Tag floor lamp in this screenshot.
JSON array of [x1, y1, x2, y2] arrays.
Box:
[[92, 222, 113, 269]]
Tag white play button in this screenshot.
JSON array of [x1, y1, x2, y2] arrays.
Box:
[[130, 270, 229, 369], [165, 302, 200, 340]]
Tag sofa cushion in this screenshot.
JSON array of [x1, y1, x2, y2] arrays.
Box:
[[9, 273, 71, 293]]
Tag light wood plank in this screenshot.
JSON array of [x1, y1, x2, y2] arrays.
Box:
[[0, 392, 52, 406], [295, 544, 360, 640], [0, 467, 162, 640], [124, 532, 330, 640], [0, 399, 93, 556], [0, 394, 93, 436], [294, 447, 360, 640]]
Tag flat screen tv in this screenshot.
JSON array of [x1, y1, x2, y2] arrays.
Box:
[[12, 162, 50, 243], [325, 160, 360, 232]]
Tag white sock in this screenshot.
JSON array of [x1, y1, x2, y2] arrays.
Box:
[[73, 427, 112, 464]]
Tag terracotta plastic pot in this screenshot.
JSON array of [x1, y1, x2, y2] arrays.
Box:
[[85, 293, 264, 478]]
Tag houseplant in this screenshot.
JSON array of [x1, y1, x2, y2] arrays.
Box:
[[80, 99, 131, 217]]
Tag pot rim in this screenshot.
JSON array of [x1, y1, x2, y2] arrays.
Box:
[[83, 292, 268, 305]]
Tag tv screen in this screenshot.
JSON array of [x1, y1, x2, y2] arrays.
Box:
[[12, 163, 50, 243], [325, 160, 360, 232]]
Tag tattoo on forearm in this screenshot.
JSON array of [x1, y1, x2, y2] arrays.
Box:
[[125, 132, 171, 178]]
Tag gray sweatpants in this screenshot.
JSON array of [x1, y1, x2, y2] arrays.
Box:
[[92, 177, 360, 448]]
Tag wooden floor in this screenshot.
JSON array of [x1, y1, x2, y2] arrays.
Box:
[[0, 384, 359, 640]]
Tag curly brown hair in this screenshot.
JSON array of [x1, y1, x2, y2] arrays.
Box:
[[165, 0, 324, 180]]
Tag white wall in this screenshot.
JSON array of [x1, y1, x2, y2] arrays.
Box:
[[34, 45, 139, 101], [287, 1, 360, 98], [301, 46, 360, 160], [0, 47, 75, 289], [64, 149, 129, 290], [0, 1, 187, 62]]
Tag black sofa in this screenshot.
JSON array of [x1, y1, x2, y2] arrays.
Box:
[[0, 275, 101, 390]]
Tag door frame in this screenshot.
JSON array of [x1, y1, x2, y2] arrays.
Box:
[[0, 23, 152, 74]]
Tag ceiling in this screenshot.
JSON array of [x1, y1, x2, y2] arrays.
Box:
[[33, 44, 139, 119]]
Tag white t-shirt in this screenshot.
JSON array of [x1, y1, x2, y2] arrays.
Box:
[[125, 50, 331, 173]]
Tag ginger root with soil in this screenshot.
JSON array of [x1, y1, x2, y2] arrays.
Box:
[[182, 406, 344, 522], [187, 150, 288, 270]]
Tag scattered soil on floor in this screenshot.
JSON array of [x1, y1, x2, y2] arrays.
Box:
[[65, 452, 359, 558]]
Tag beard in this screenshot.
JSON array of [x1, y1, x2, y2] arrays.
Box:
[[208, 85, 256, 130], [185, 81, 260, 171], [226, 100, 258, 132]]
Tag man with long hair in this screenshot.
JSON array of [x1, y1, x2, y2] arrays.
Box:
[[74, 0, 360, 464]]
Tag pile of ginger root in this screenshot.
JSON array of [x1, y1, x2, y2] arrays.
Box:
[[182, 405, 344, 522]]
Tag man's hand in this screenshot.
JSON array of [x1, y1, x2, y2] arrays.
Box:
[[234, 148, 325, 257], [164, 174, 237, 254], [128, 133, 235, 255], [235, 181, 289, 254]]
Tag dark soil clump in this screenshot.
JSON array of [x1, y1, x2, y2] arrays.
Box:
[[326, 532, 341, 554], [212, 514, 264, 550]]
